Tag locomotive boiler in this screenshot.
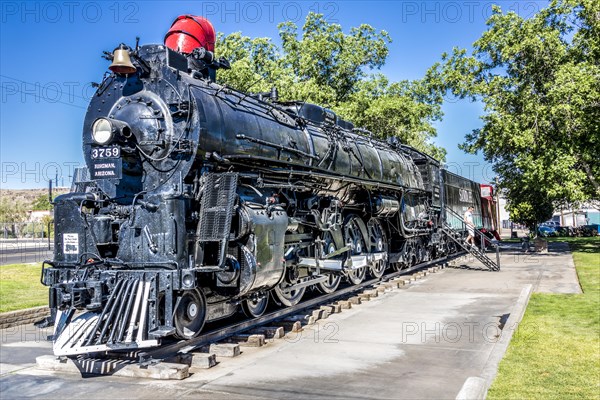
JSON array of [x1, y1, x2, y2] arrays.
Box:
[[42, 15, 489, 356]]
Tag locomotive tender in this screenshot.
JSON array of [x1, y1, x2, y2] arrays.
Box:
[[43, 15, 495, 355]]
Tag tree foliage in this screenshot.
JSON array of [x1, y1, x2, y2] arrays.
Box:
[[431, 0, 599, 226], [32, 194, 51, 211], [216, 12, 446, 160], [0, 197, 28, 223], [0, 197, 29, 237]]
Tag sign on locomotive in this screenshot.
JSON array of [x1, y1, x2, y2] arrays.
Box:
[[42, 15, 498, 356]]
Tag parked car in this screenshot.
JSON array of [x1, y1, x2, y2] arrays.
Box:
[[538, 226, 558, 237], [541, 221, 560, 228]]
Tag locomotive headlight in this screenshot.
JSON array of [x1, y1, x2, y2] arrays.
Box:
[[92, 118, 114, 144], [92, 117, 132, 145]]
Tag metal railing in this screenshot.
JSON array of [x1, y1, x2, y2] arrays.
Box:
[[442, 207, 500, 271]]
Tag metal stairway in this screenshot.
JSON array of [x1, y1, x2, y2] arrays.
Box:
[[441, 207, 500, 271]]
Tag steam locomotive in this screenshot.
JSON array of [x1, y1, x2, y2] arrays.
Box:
[[42, 15, 497, 356]]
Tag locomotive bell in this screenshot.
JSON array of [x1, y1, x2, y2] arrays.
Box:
[[109, 44, 136, 75]]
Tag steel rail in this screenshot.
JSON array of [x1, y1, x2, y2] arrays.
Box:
[[140, 252, 465, 362]]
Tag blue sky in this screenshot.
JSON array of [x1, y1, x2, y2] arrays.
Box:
[[0, 1, 549, 188]]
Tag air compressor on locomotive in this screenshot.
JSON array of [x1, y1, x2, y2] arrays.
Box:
[[42, 15, 495, 356]]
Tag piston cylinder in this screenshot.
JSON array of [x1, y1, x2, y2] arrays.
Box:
[[374, 196, 400, 217]]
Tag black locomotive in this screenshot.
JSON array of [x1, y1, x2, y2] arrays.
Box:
[[43, 16, 496, 356]]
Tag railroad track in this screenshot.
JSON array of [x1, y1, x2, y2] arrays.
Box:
[[142, 252, 465, 361], [37, 252, 467, 379]]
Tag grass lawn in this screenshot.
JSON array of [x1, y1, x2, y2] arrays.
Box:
[[488, 237, 600, 399], [0, 263, 48, 313]]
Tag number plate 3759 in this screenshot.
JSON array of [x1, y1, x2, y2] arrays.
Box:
[[91, 146, 120, 159]]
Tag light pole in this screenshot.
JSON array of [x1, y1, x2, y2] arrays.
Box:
[[48, 179, 53, 250], [494, 176, 502, 238]]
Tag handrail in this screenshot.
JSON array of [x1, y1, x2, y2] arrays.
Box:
[[444, 207, 491, 249], [443, 206, 500, 270]]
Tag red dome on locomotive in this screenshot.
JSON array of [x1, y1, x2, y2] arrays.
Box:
[[164, 15, 216, 53]]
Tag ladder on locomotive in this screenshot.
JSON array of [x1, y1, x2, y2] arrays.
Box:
[[195, 172, 239, 271], [440, 207, 501, 271]]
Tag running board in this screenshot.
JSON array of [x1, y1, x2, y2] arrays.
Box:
[[297, 252, 387, 271], [297, 258, 343, 271]]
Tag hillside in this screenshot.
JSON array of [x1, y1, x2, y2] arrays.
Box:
[[0, 188, 70, 210], [0, 189, 70, 225]]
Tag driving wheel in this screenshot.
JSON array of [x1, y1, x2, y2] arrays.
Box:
[[344, 215, 367, 285]]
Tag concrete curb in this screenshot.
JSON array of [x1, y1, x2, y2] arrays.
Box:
[[456, 377, 487, 400], [456, 284, 533, 399], [0, 306, 50, 329]]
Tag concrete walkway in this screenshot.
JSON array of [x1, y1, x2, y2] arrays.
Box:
[[0, 242, 581, 399]]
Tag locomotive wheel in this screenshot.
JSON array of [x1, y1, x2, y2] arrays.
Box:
[[174, 289, 206, 339], [410, 251, 418, 266], [416, 244, 424, 264], [242, 293, 269, 318], [317, 232, 342, 293], [273, 282, 306, 307], [438, 236, 447, 257], [367, 218, 388, 278], [392, 259, 406, 271], [347, 265, 367, 285], [318, 273, 342, 293], [447, 241, 457, 254], [344, 215, 367, 285], [370, 261, 386, 278], [429, 246, 436, 261]]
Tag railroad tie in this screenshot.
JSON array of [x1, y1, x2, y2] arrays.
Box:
[[229, 334, 266, 347], [208, 343, 240, 357], [390, 279, 405, 288], [334, 300, 352, 309], [249, 326, 285, 339], [359, 290, 378, 301], [190, 352, 216, 369], [285, 313, 314, 323], [278, 320, 302, 332], [311, 308, 329, 320], [375, 284, 388, 293], [320, 304, 341, 314]]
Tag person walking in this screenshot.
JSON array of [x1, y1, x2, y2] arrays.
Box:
[[464, 206, 475, 247]]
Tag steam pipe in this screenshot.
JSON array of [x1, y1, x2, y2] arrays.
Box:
[[398, 191, 432, 236]]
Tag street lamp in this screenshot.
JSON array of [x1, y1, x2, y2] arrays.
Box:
[[494, 176, 502, 237]]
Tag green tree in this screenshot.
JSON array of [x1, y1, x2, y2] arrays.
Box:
[[431, 0, 600, 225], [32, 194, 51, 211], [216, 12, 446, 160], [337, 74, 446, 160], [0, 197, 28, 223], [507, 187, 555, 230], [41, 214, 54, 238], [0, 197, 29, 238]]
